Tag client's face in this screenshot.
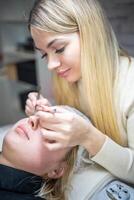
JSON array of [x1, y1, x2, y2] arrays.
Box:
[[1, 117, 69, 176]]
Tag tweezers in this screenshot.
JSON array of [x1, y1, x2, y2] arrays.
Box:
[[35, 86, 41, 112]]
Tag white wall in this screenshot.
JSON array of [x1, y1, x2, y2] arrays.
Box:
[[35, 51, 55, 105]]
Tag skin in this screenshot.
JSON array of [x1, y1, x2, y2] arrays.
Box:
[[31, 27, 81, 83], [0, 116, 69, 176]]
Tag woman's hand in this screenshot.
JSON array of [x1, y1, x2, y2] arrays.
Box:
[[25, 92, 51, 116], [35, 106, 95, 150]]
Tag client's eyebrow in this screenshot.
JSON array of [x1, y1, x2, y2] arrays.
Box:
[[34, 39, 58, 51]]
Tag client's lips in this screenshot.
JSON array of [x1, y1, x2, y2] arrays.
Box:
[[16, 125, 30, 140]]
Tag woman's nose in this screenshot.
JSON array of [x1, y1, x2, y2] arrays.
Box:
[[28, 116, 39, 130], [47, 56, 61, 71]]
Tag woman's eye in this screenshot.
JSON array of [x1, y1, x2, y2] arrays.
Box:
[[41, 53, 47, 59], [55, 47, 65, 54], [40, 47, 65, 59]]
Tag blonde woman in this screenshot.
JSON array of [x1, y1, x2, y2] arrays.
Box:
[[26, 0, 134, 199]]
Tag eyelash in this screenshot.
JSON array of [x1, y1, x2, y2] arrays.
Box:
[[41, 54, 47, 59], [41, 47, 65, 59], [55, 47, 65, 54]]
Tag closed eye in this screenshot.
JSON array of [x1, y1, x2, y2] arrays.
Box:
[[41, 53, 47, 59], [41, 46, 65, 59], [55, 47, 65, 54]]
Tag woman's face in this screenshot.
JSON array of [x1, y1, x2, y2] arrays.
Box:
[[31, 27, 81, 83], [2, 117, 69, 176]]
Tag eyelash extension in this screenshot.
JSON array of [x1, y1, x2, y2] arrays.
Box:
[[41, 53, 47, 59], [55, 47, 65, 54], [41, 47, 65, 59]]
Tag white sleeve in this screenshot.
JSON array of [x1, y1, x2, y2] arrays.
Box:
[[91, 113, 134, 184]]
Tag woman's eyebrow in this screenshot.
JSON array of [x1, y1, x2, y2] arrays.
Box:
[[34, 39, 65, 51], [47, 39, 58, 48]]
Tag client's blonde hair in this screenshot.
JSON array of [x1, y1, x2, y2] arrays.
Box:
[[38, 147, 78, 200]]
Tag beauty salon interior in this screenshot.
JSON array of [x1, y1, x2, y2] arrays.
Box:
[[0, 0, 134, 150]]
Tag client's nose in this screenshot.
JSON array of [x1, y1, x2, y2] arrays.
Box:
[[28, 116, 39, 130]]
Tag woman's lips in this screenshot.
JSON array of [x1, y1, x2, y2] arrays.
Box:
[[57, 68, 71, 77], [15, 125, 30, 140]]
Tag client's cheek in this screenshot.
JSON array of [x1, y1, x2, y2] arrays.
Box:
[[20, 149, 45, 172]]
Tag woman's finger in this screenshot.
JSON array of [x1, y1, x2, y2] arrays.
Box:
[[44, 142, 64, 151], [36, 109, 75, 124], [26, 99, 34, 110], [36, 105, 53, 113], [28, 92, 38, 99], [41, 128, 62, 141], [35, 111, 60, 123], [26, 97, 36, 108], [36, 99, 51, 106], [28, 92, 44, 106], [25, 105, 34, 116], [41, 128, 70, 147], [39, 118, 72, 132]]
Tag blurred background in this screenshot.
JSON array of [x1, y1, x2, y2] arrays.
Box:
[[0, 0, 134, 126], [0, 0, 53, 126]]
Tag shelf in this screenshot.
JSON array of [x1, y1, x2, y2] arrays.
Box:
[[0, 20, 28, 24], [0, 76, 34, 126], [9, 79, 36, 94], [0, 76, 36, 94], [3, 50, 35, 65]]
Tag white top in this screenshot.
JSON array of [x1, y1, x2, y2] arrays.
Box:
[[68, 56, 134, 200]]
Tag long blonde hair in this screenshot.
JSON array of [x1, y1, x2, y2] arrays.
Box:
[[29, 0, 127, 198]]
